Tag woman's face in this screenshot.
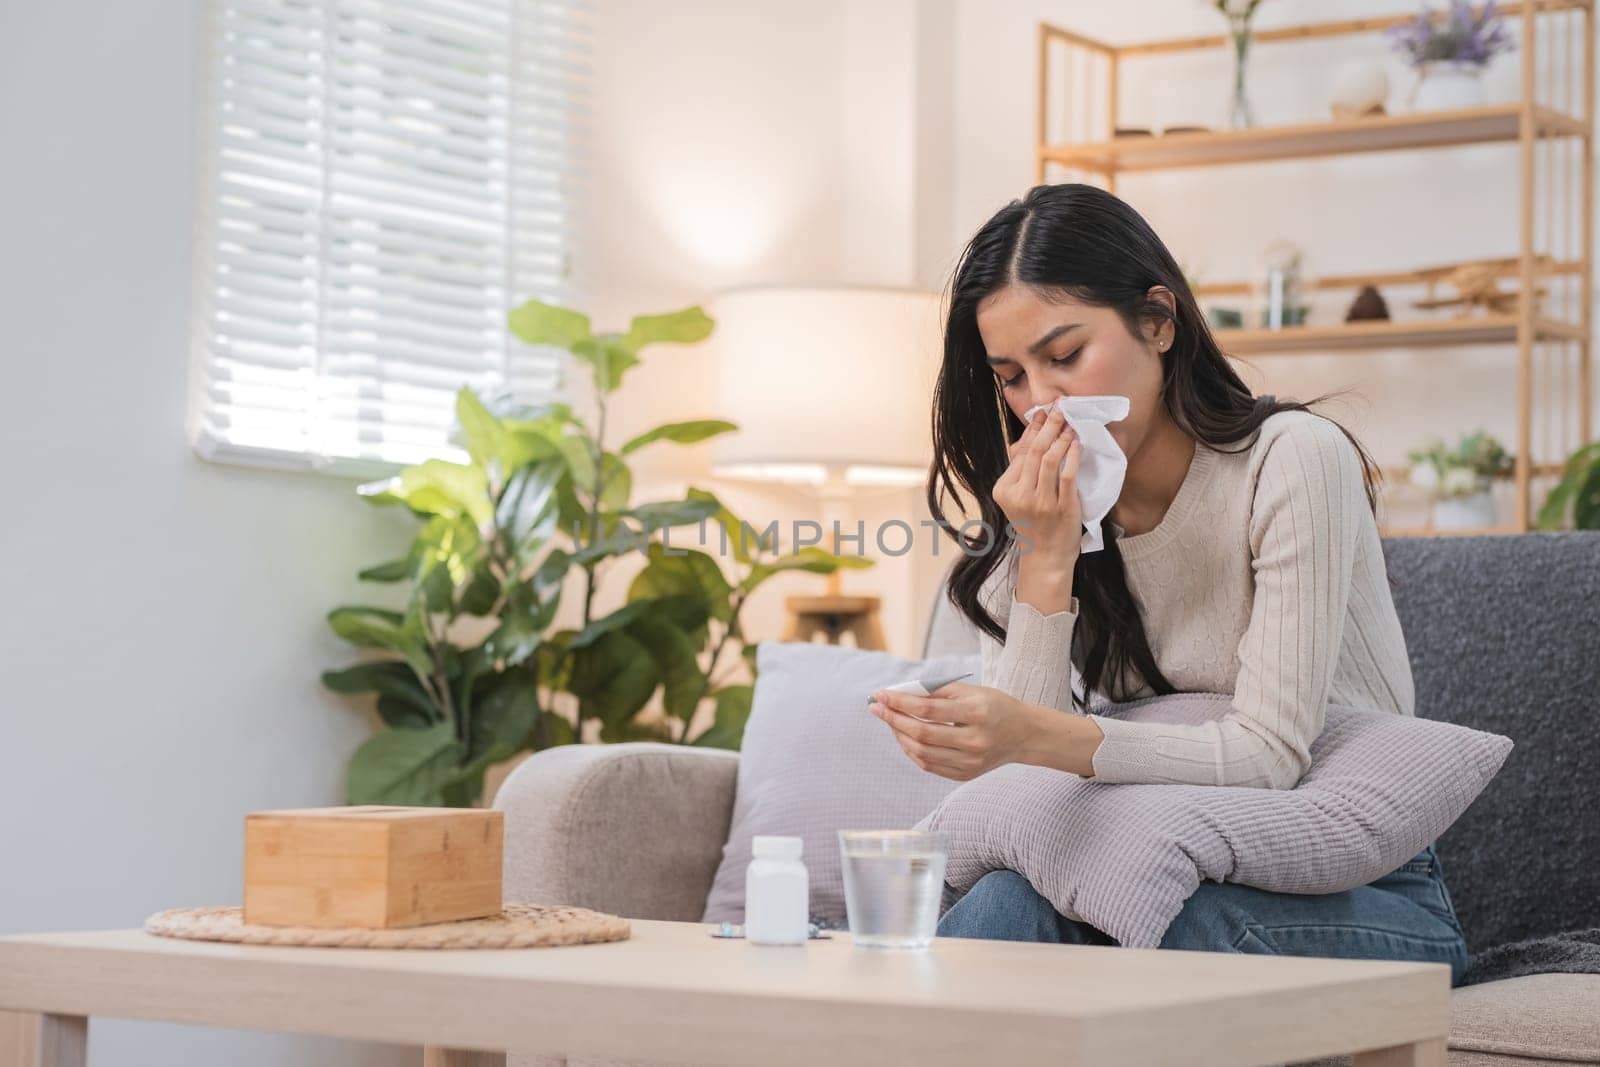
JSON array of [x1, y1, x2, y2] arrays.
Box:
[[975, 284, 1172, 457]]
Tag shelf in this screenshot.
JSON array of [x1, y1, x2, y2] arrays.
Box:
[[1040, 105, 1587, 173], [1215, 315, 1582, 355]]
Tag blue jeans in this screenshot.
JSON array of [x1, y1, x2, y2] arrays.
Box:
[[936, 844, 1471, 987]]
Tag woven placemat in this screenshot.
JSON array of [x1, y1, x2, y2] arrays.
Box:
[[143, 904, 630, 949]]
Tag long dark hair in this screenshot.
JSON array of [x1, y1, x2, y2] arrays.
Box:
[[925, 183, 1386, 710]]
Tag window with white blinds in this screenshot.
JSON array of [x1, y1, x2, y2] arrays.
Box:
[[189, 0, 588, 473]]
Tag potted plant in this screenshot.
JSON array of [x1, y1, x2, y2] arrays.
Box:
[[322, 301, 872, 807], [1387, 0, 1514, 113], [1407, 429, 1515, 529], [1536, 439, 1600, 529]]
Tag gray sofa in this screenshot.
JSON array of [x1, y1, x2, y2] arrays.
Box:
[[496, 532, 1600, 1066]]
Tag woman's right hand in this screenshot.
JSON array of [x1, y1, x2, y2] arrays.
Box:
[[994, 405, 1084, 567]]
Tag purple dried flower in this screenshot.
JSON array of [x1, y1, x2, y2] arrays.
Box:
[[1386, 0, 1516, 69]]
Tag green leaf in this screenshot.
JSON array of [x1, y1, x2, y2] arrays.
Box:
[[634, 592, 712, 651], [455, 388, 559, 482], [485, 596, 557, 667], [599, 718, 677, 743], [535, 710, 577, 748], [569, 600, 654, 651], [439, 774, 483, 809], [567, 630, 658, 727], [322, 661, 437, 721], [1537, 442, 1600, 529], [375, 695, 434, 730], [360, 459, 493, 527], [619, 419, 737, 456], [622, 496, 722, 534], [419, 559, 455, 613], [531, 547, 574, 600], [629, 543, 733, 624], [1575, 459, 1600, 529], [690, 685, 754, 750], [346, 722, 463, 806], [553, 467, 589, 543], [596, 451, 632, 513], [621, 306, 714, 351], [625, 614, 705, 723], [458, 563, 501, 616], [741, 546, 875, 594], [572, 335, 640, 393], [467, 669, 542, 762], [496, 458, 564, 559], [327, 607, 432, 678], [455, 388, 507, 471], [555, 435, 598, 494], [535, 632, 576, 691], [569, 522, 650, 566], [507, 299, 592, 349], [358, 557, 415, 582], [687, 487, 775, 564]]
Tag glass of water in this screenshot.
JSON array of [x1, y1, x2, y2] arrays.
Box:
[[838, 829, 950, 949]]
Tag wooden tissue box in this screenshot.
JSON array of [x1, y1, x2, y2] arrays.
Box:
[[244, 806, 503, 929]]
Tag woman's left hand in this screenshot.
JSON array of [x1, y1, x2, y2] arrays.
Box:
[[867, 682, 1040, 781]]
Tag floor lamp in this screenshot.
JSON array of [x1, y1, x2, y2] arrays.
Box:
[[707, 285, 942, 647]]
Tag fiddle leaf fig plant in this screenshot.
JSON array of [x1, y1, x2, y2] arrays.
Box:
[[324, 300, 872, 806]]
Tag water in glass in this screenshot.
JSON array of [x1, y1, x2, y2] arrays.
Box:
[[838, 830, 949, 949]]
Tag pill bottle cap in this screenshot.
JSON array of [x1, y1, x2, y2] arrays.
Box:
[[751, 835, 804, 860]]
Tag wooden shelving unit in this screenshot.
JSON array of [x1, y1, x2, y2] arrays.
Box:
[[1036, 2, 1595, 536], [1041, 103, 1585, 173]]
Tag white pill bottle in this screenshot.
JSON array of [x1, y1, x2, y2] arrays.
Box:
[[745, 835, 809, 945]]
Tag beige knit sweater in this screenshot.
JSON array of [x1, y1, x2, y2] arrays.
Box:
[[978, 409, 1415, 789]]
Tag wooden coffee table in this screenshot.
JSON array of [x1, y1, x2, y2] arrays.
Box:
[[0, 918, 1449, 1066]]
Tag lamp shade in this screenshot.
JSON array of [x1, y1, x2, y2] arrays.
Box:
[[707, 285, 943, 487]]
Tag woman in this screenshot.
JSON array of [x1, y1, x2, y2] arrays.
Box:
[[865, 183, 1470, 985]]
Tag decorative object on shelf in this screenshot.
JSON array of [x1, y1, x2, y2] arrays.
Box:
[[1256, 239, 1309, 329], [1207, 306, 1245, 329], [1388, 0, 1515, 113], [1114, 125, 1154, 138], [1345, 285, 1391, 321], [323, 304, 868, 806], [1536, 440, 1600, 529], [1329, 58, 1391, 120], [1214, 0, 1266, 129], [1413, 256, 1549, 318], [1407, 430, 1515, 529]]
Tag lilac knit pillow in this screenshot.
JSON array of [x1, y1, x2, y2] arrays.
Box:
[[914, 692, 1513, 949]]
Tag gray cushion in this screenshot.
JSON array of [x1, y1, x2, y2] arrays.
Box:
[[916, 691, 1512, 948], [700, 641, 978, 927]]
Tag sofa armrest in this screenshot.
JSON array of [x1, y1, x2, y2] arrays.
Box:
[[492, 741, 740, 922]]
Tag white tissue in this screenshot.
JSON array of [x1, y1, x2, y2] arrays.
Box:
[[1020, 394, 1131, 553]]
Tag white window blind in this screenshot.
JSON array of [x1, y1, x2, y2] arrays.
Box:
[[189, 0, 588, 473]]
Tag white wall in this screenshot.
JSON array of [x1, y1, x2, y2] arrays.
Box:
[[3, 2, 428, 1064]]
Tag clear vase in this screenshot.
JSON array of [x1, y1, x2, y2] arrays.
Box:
[[1228, 25, 1255, 129]]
